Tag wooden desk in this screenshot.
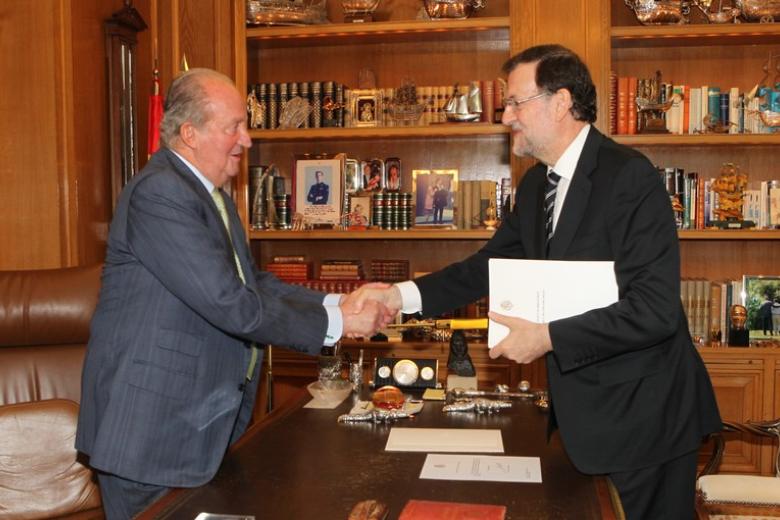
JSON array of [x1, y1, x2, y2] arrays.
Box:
[[139, 392, 618, 519]]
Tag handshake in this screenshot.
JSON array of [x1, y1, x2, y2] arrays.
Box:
[[338, 283, 403, 338]]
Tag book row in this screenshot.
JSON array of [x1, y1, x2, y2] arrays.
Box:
[[658, 167, 780, 229], [246, 79, 507, 130], [265, 258, 409, 283], [610, 73, 777, 136]]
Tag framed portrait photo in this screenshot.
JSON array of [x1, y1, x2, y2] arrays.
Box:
[[294, 154, 345, 227], [344, 158, 362, 194], [412, 169, 458, 227], [360, 158, 384, 193], [350, 89, 381, 127], [347, 194, 371, 229], [385, 157, 401, 192], [742, 275, 780, 341]]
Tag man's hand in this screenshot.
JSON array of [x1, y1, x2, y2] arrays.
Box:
[[342, 283, 402, 317], [488, 311, 552, 364], [340, 289, 392, 338]]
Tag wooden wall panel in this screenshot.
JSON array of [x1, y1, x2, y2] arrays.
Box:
[[71, 0, 118, 265], [0, 1, 67, 268], [0, 0, 118, 269], [177, 0, 234, 75]]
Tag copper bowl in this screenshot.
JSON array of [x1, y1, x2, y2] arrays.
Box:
[[735, 0, 780, 22], [423, 0, 485, 20]]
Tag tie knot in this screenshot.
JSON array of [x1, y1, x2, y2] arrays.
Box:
[[547, 170, 561, 184]]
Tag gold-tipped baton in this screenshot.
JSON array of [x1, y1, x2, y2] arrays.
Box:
[[385, 317, 488, 331]]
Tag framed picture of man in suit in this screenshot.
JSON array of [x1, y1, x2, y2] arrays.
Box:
[[412, 169, 458, 227], [294, 154, 345, 227]]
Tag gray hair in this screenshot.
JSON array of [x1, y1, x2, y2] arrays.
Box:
[[159, 68, 235, 148]]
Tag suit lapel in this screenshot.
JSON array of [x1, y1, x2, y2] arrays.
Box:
[[547, 128, 602, 259], [163, 149, 243, 280]]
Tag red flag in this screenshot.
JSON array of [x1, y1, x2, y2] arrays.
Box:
[[147, 68, 163, 157]]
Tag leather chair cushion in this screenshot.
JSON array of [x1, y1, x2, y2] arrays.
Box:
[[0, 345, 85, 406], [0, 264, 100, 347], [0, 399, 101, 519], [698, 475, 780, 505]]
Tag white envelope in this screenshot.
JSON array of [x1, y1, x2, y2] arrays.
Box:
[[488, 259, 618, 348]]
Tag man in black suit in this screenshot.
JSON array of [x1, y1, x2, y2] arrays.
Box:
[[75, 68, 390, 519], [307, 170, 329, 204], [353, 45, 721, 519]]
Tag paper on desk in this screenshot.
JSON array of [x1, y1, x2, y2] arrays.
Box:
[[303, 397, 347, 409], [488, 259, 618, 348], [419, 454, 542, 483], [385, 428, 503, 453]]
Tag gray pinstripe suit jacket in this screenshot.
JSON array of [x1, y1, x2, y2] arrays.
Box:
[[76, 148, 328, 487]]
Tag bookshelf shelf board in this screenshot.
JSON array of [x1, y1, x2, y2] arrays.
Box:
[[246, 17, 510, 48], [611, 24, 780, 48], [248, 124, 509, 141], [612, 134, 780, 146], [249, 229, 493, 240], [679, 229, 780, 240], [249, 229, 780, 241]]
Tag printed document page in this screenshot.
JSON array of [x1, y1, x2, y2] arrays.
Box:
[[488, 259, 618, 348], [419, 454, 542, 483]]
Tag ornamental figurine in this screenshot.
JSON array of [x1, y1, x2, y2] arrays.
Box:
[[711, 163, 755, 229]]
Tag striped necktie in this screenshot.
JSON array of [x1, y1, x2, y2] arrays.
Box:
[[544, 170, 561, 242], [212, 188, 258, 382]]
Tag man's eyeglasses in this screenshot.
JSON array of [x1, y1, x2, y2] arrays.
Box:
[[502, 92, 548, 111]]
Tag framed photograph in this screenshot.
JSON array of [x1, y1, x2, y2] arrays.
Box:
[[294, 154, 345, 226], [412, 169, 458, 227], [347, 194, 371, 229], [742, 275, 780, 340], [361, 158, 384, 193], [350, 89, 381, 127], [385, 157, 401, 192], [344, 158, 361, 193]]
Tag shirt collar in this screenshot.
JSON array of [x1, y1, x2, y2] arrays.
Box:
[[549, 124, 591, 180], [170, 149, 215, 194]]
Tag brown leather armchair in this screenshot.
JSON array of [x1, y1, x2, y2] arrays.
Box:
[[0, 265, 103, 519]]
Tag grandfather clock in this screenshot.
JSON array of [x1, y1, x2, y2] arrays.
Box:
[[105, 1, 147, 210]]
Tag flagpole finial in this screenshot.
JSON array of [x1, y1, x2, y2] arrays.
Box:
[[180, 53, 189, 72]]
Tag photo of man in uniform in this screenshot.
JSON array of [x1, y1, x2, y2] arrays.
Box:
[[307, 170, 329, 205]]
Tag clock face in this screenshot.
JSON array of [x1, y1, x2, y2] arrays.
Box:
[[392, 359, 419, 386], [420, 366, 435, 381], [373, 358, 438, 389]]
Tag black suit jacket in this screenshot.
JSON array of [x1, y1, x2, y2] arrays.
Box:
[[415, 127, 721, 474], [76, 148, 329, 487]]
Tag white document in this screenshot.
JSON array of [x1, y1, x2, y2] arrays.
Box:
[[488, 259, 618, 348], [385, 428, 503, 453], [419, 454, 542, 483]]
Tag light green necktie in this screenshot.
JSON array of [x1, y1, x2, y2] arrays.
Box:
[[212, 188, 258, 381]]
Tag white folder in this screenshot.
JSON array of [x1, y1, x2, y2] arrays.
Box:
[[488, 259, 618, 348]]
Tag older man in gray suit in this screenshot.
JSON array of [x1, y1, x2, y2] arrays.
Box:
[[75, 69, 391, 519]]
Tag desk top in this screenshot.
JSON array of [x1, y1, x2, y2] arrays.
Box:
[[140, 391, 616, 520]]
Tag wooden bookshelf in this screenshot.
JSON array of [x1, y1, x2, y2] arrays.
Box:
[[248, 123, 509, 142], [611, 23, 780, 48]]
